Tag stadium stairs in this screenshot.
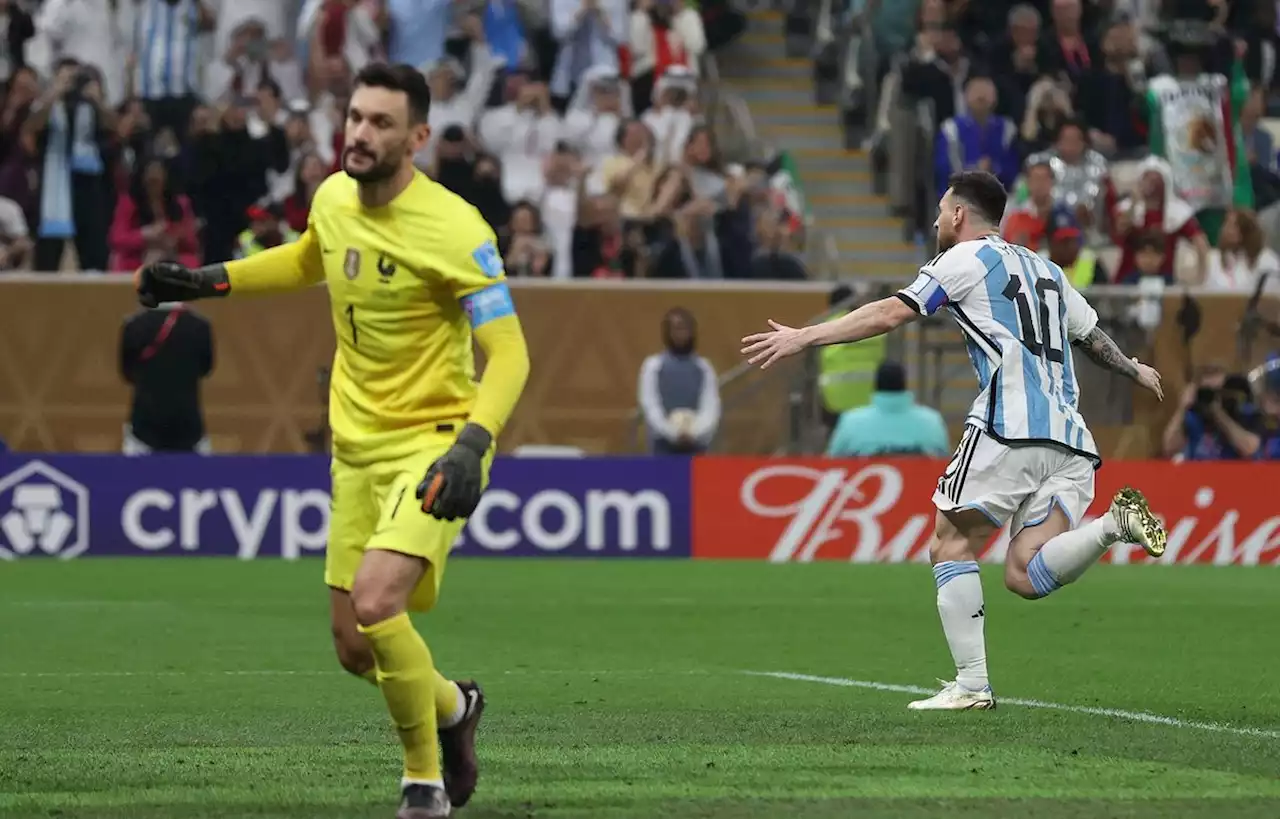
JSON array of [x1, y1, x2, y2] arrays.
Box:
[[717, 10, 975, 436], [717, 9, 921, 280]]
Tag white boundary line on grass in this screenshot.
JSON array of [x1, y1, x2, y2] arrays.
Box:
[[745, 671, 1280, 740]]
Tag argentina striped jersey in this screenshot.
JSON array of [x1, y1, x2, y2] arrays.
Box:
[[133, 0, 201, 101], [896, 235, 1101, 464]]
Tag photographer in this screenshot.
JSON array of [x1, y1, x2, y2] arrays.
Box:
[[1163, 363, 1261, 460]]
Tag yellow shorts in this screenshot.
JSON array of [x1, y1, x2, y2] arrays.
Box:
[[325, 433, 494, 612]]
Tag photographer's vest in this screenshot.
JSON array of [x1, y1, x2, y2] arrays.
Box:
[[818, 311, 884, 413], [1145, 63, 1253, 215], [237, 228, 300, 259], [1062, 248, 1098, 290]]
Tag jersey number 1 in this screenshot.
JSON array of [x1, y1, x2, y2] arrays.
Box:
[[345, 304, 358, 346], [1002, 276, 1064, 364]]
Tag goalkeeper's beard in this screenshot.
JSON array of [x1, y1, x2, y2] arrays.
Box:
[[343, 146, 402, 184]]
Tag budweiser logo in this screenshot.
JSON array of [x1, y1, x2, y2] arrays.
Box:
[[718, 461, 1280, 566]]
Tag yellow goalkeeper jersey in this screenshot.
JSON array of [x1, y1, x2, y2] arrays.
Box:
[[254, 171, 513, 466]]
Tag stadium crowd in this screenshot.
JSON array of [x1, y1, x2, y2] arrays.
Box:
[[875, 0, 1280, 293], [0, 0, 815, 280]]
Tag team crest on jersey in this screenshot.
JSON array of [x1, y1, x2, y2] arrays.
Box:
[[377, 254, 397, 282], [344, 249, 361, 280]]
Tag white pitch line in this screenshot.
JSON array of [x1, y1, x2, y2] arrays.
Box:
[[0, 669, 711, 680], [746, 671, 1280, 740]]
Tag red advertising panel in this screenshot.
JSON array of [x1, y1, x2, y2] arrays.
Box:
[[691, 458, 1280, 565]]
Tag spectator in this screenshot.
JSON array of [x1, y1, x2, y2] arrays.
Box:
[[815, 284, 884, 431], [1019, 78, 1074, 156], [596, 118, 657, 220], [419, 17, 501, 166], [213, 0, 289, 60], [0, 192, 32, 270], [1078, 18, 1146, 156], [24, 60, 115, 273], [1127, 229, 1171, 280], [642, 163, 693, 245], [651, 197, 721, 278], [206, 20, 303, 107], [501, 199, 547, 255], [935, 75, 1018, 191], [282, 153, 328, 232], [1046, 207, 1107, 288], [110, 156, 200, 271], [506, 229, 554, 277], [0, 65, 40, 160], [1205, 208, 1280, 292], [573, 193, 644, 277], [540, 143, 583, 278], [0, 0, 35, 88], [565, 67, 631, 170], [826, 361, 950, 458], [270, 106, 323, 203], [236, 203, 297, 258], [628, 0, 706, 116], [1003, 159, 1057, 250], [1030, 120, 1111, 231], [989, 4, 1047, 122], [479, 77, 563, 204], [471, 152, 512, 230], [1042, 0, 1097, 88], [549, 0, 628, 110], [480, 0, 536, 72], [431, 124, 477, 199], [384, 0, 452, 72], [299, 0, 382, 79], [1240, 87, 1273, 172], [120, 303, 214, 455], [130, 0, 216, 139], [114, 97, 154, 185], [747, 209, 806, 280], [642, 65, 697, 166], [900, 24, 972, 126], [32, 0, 128, 106], [196, 101, 288, 263], [637, 307, 720, 454], [1257, 366, 1280, 459], [1112, 156, 1207, 284], [1163, 363, 1261, 460]]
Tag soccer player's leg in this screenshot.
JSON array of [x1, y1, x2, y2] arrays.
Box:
[[916, 427, 1023, 711], [326, 459, 379, 683], [1008, 459, 1166, 600], [352, 443, 492, 816]]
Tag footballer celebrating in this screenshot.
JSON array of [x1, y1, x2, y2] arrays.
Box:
[[133, 64, 530, 817]]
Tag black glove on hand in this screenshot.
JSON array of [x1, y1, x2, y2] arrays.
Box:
[[135, 262, 231, 308], [416, 423, 492, 521]]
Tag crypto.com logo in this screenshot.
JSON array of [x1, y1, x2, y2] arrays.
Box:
[[0, 460, 90, 560]]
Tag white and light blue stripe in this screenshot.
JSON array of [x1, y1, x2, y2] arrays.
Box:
[[1026, 552, 1062, 598], [932, 560, 980, 589], [135, 0, 200, 100]]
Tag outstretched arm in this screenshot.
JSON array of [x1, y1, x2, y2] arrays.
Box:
[[741, 297, 918, 370], [1071, 326, 1164, 400]]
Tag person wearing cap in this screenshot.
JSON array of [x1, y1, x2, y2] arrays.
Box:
[[1046, 206, 1106, 288], [826, 361, 950, 458], [642, 65, 699, 166], [236, 202, 298, 259]]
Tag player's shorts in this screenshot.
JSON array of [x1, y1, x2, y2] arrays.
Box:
[[326, 430, 495, 612], [932, 425, 1094, 536]]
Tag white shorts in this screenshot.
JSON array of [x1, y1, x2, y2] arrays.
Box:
[[933, 425, 1095, 536]]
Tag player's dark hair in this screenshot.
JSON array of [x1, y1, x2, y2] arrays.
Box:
[[947, 170, 1008, 227], [353, 62, 432, 123]]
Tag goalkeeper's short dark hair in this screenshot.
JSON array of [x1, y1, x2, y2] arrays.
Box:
[[353, 62, 432, 124]]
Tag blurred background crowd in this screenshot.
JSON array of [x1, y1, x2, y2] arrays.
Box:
[[0, 0, 825, 281]]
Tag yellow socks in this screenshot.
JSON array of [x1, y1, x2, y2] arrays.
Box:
[[434, 671, 466, 728], [358, 613, 442, 783]]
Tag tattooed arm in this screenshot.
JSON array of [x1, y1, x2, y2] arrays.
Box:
[[1071, 326, 1164, 400], [1072, 326, 1138, 378]]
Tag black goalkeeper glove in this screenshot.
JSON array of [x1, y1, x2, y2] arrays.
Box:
[[416, 423, 492, 521], [135, 261, 231, 308]]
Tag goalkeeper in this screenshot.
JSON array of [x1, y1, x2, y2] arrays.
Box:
[[134, 62, 530, 819]]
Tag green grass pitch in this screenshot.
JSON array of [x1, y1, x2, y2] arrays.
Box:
[[2, 560, 1279, 818]]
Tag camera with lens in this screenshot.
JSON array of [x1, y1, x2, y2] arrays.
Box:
[[1190, 374, 1254, 426]]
